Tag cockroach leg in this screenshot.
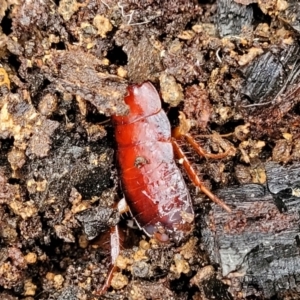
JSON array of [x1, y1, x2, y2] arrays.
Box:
[[172, 138, 232, 213], [94, 198, 131, 296], [172, 111, 233, 160], [95, 264, 118, 296], [184, 133, 232, 159], [94, 224, 125, 296]]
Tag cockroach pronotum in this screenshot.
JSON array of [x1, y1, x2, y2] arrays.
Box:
[[96, 81, 231, 295]]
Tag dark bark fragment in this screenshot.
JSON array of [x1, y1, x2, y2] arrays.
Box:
[[203, 162, 300, 298], [266, 161, 300, 212], [241, 44, 300, 105], [216, 0, 253, 37], [76, 206, 120, 240]]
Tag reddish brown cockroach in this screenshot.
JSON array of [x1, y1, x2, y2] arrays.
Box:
[[95, 82, 231, 295], [112, 82, 231, 242]]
